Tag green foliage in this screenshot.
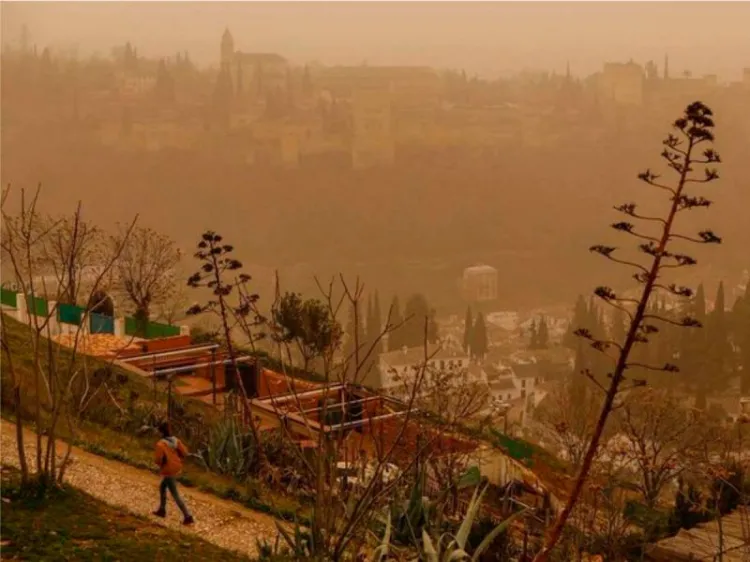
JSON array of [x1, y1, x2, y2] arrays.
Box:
[[413, 482, 528, 562], [198, 416, 257, 479], [470, 312, 488, 361], [388, 296, 404, 351], [272, 291, 342, 366], [623, 500, 671, 540], [463, 306, 473, 353], [0, 467, 250, 561], [399, 293, 439, 349]]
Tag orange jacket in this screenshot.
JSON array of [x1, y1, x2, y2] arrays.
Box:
[[154, 436, 188, 477]]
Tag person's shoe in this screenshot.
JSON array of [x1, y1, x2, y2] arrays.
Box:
[[182, 515, 195, 526], [152, 509, 166, 518]]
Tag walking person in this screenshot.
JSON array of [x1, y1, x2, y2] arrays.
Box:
[[152, 421, 195, 525]]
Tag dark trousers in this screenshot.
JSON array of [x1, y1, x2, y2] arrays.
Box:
[[159, 476, 191, 518]]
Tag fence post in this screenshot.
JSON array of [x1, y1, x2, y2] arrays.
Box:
[[114, 317, 125, 338], [16, 293, 28, 323], [46, 300, 59, 336]]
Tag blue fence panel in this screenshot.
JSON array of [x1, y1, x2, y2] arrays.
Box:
[[58, 303, 84, 326], [90, 313, 115, 334]]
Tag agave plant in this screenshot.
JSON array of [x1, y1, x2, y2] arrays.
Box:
[[198, 416, 257, 479], [415, 482, 528, 562], [392, 465, 482, 547]]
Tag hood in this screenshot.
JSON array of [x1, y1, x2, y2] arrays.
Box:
[[163, 436, 178, 449]]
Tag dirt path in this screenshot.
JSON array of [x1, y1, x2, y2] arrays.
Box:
[[0, 421, 279, 559]]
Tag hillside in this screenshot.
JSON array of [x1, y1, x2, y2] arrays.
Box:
[[0, 466, 252, 561]]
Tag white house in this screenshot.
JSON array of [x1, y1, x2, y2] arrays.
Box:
[[372, 343, 472, 391], [485, 359, 548, 428]]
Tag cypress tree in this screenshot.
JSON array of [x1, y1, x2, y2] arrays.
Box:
[[472, 312, 488, 362], [365, 294, 375, 350], [564, 295, 588, 349], [344, 302, 365, 361], [733, 284, 750, 394], [427, 308, 439, 344], [403, 293, 431, 348], [570, 339, 589, 406], [611, 306, 627, 344], [463, 306, 473, 353], [538, 316, 550, 349], [529, 319, 538, 350], [707, 281, 731, 389], [388, 296, 403, 351], [373, 291, 383, 355], [682, 283, 710, 408]]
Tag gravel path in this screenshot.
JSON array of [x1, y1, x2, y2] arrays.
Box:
[[0, 421, 279, 559]]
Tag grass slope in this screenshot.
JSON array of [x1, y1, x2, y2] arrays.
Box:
[[0, 467, 250, 562]]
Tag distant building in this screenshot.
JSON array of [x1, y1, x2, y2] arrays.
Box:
[[220, 28, 288, 98], [597, 61, 645, 106], [485, 359, 547, 428], [315, 65, 443, 109], [372, 344, 470, 391], [351, 85, 395, 169], [462, 265, 498, 303]]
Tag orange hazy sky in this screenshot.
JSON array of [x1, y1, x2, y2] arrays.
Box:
[[2, 1, 749, 78]]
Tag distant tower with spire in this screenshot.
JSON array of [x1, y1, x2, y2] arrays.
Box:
[[221, 27, 235, 71], [663, 54, 670, 80]]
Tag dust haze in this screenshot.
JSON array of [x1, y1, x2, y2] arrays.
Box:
[[2, 1, 749, 312]]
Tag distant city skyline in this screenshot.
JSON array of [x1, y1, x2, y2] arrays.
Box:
[[2, 1, 749, 80]]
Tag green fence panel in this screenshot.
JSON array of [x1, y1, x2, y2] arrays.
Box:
[[0, 288, 18, 308], [26, 295, 49, 317], [146, 321, 180, 339], [491, 430, 533, 462], [58, 303, 84, 326], [90, 313, 115, 334], [125, 316, 139, 336], [122, 317, 180, 339]]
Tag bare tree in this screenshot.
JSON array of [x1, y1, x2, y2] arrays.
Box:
[[155, 277, 189, 326], [615, 388, 706, 509], [535, 377, 609, 470], [32, 204, 104, 305], [534, 101, 723, 560], [113, 225, 181, 335], [1, 184, 135, 487]]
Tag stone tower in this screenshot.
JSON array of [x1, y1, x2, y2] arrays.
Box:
[[221, 28, 234, 71]]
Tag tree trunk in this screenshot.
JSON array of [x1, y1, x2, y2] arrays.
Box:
[[12, 383, 31, 483], [135, 306, 149, 338]]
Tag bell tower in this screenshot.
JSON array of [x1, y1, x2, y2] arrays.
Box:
[[221, 27, 234, 70]]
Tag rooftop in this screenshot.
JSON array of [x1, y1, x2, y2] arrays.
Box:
[[379, 344, 468, 367]]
